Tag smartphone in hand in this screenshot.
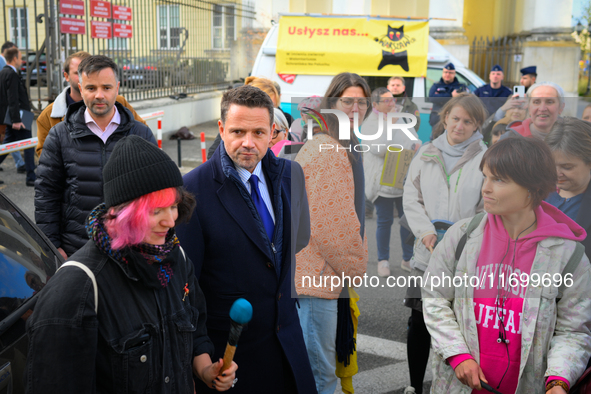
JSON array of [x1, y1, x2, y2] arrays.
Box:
[[513, 85, 525, 97]]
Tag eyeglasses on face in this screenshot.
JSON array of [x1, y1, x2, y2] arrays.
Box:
[[378, 98, 395, 105], [272, 129, 286, 138], [338, 97, 370, 110]]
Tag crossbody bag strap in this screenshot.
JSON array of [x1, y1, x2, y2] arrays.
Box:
[[58, 261, 98, 314], [557, 242, 585, 300], [455, 212, 486, 263]]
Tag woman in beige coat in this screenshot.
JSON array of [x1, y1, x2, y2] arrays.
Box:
[[402, 94, 488, 394]]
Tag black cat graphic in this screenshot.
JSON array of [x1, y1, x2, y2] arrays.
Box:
[[375, 25, 409, 72]]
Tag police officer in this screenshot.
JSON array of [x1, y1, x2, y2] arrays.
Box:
[[473, 64, 512, 117], [520, 66, 537, 92], [428, 62, 467, 127], [488, 65, 538, 123]]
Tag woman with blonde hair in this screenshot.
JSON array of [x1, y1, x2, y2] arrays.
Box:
[[244, 76, 279, 106]]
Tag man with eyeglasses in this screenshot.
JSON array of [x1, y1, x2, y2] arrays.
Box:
[[428, 63, 467, 128]]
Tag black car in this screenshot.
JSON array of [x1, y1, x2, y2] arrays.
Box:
[[0, 191, 64, 393], [117, 58, 159, 89], [20, 53, 46, 86]]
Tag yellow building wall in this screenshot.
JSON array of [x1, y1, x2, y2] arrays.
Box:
[[512, 0, 526, 35], [463, 0, 525, 43], [463, 0, 496, 42], [0, 0, 236, 59], [370, 0, 430, 18], [1, 0, 46, 51], [289, 0, 331, 14]]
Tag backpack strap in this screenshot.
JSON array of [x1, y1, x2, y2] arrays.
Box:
[[557, 242, 585, 300], [455, 212, 486, 263], [179, 246, 186, 262], [58, 261, 98, 314]]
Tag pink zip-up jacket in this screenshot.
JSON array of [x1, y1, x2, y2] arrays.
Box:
[[422, 202, 591, 393]]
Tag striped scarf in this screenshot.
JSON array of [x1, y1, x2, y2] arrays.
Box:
[[86, 203, 179, 288]]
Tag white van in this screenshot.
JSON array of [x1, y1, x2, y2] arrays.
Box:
[[251, 20, 485, 141]]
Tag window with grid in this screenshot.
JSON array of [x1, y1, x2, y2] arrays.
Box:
[[158, 5, 180, 49], [9, 8, 28, 49], [212, 5, 236, 50]]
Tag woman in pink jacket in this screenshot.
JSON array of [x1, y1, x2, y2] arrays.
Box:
[[422, 137, 591, 394]]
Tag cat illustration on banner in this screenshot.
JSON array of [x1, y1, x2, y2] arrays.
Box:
[[374, 25, 415, 72]]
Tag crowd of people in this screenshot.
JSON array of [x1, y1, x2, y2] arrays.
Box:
[[1, 44, 591, 394]]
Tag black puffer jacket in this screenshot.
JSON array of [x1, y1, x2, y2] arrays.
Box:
[[34, 102, 156, 255]]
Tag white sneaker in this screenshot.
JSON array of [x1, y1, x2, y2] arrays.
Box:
[[401, 259, 411, 272], [404, 387, 416, 394], [377, 260, 390, 277]]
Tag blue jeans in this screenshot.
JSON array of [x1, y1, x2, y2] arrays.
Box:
[[374, 196, 413, 262], [11, 151, 24, 168], [298, 297, 338, 394]]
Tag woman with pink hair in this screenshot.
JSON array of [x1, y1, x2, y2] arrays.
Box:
[[26, 135, 238, 393]]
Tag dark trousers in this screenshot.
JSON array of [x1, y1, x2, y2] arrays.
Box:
[[374, 196, 413, 262], [0, 126, 35, 182], [429, 111, 440, 128], [407, 308, 431, 394]]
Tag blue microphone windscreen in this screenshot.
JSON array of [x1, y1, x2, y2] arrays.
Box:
[[229, 298, 253, 325]]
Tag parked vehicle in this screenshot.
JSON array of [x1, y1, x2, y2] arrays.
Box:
[[20, 53, 46, 86], [115, 56, 229, 90], [117, 57, 160, 89], [251, 18, 485, 141], [0, 191, 64, 393]]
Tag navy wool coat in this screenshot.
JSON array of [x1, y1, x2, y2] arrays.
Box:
[[176, 142, 317, 394]]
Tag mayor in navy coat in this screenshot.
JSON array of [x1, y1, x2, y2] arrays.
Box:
[[176, 85, 317, 394]]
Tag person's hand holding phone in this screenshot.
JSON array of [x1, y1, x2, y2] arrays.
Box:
[[500, 94, 526, 112], [513, 85, 525, 97]]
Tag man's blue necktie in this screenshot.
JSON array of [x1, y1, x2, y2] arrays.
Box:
[[248, 174, 275, 242]]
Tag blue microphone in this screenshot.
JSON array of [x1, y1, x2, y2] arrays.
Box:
[[221, 298, 253, 372]]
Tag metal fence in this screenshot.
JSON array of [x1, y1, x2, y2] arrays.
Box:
[[1, 0, 255, 112], [469, 35, 524, 88]]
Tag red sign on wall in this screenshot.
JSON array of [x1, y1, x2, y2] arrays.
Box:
[[90, 0, 111, 18], [91, 21, 112, 39], [113, 5, 132, 21], [60, 0, 85, 16], [113, 23, 133, 38], [60, 17, 86, 34]]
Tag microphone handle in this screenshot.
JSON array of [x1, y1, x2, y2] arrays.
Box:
[[221, 321, 243, 373]]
